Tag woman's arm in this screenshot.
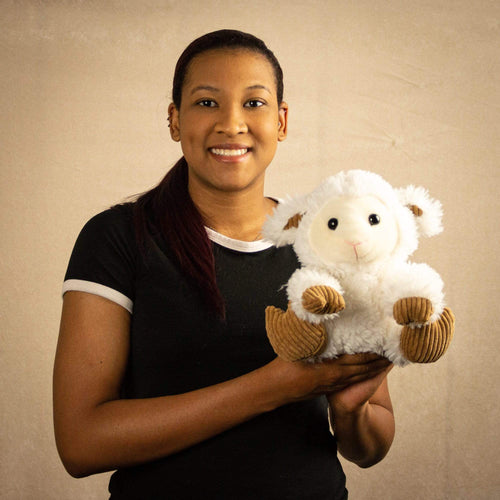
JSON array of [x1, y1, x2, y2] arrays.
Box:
[[327, 361, 395, 468], [53, 292, 393, 477], [53, 291, 284, 477]]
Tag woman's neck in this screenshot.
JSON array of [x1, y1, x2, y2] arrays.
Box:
[[189, 183, 276, 242]]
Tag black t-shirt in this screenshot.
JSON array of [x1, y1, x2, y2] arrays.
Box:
[[64, 203, 348, 499]]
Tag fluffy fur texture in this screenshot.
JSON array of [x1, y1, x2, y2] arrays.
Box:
[[264, 170, 454, 366]]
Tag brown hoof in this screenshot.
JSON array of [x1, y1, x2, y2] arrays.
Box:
[[302, 285, 345, 315], [400, 307, 455, 363], [394, 297, 434, 325], [265, 303, 327, 361]]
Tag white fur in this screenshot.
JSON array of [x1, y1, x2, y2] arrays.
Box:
[[263, 170, 447, 366], [396, 185, 443, 237]]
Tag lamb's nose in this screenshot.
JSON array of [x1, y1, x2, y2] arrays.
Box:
[[346, 241, 362, 248]]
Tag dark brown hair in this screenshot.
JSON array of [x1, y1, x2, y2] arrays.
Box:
[[133, 30, 284, 318]]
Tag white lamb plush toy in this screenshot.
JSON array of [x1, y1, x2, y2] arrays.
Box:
[[264, 170, 454, 366]]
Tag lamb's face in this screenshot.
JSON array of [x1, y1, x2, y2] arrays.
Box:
[[308, 195, 399, 265]]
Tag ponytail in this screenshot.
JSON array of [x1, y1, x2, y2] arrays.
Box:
[[131, 30, 284, 320], [133, 158, 225, 318]]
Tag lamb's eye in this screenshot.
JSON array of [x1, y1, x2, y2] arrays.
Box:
[[328, 218, 338, 230], [368, 214, 381, 225]]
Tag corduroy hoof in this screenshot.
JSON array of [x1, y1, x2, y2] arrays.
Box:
[[400, 307, 455, 363], [265, 303, 327, 361], [394, 296, 434, 325], [302, 285, 345, 315]]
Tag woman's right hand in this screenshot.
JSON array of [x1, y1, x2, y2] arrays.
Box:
[[265, 353, 392, 403]]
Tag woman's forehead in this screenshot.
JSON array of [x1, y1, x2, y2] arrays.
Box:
[[182, 49, 277, 93]]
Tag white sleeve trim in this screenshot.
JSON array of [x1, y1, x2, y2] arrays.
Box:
[[62, 279, 133, 313]]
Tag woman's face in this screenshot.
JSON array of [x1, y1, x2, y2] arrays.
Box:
[[169, 49, 287, 196]]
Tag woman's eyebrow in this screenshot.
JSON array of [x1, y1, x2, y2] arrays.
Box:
[[190, 85, 219, 95], [190, 84, 272, 95], [247, 84, 272, 94]]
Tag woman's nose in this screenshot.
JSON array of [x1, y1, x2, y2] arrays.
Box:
[[215, 107, 248, 136]]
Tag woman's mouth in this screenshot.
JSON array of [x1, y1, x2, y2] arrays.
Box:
[[209, 147, 249, 157]]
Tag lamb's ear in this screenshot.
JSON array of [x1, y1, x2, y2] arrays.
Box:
[[262, 195, 307, 246], [397, 185, 443, 237], [283, 213, 303, 230]]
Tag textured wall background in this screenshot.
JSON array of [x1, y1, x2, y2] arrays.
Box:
[[1, 1, 499, 498]]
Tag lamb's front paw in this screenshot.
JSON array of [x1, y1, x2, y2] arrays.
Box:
[[302, 285, 345, 315], [400, 307, 455, 363], [265, 303, 327, 361], [393, 297, 434, 325]]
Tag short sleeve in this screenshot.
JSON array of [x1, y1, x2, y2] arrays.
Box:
[[63, 204, 137, 313]]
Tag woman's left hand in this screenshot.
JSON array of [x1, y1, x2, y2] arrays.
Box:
[[326, 355, 395, 468], [327, 355, 393, 416]]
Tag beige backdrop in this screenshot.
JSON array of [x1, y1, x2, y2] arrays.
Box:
[[1, 1, 499, 498]]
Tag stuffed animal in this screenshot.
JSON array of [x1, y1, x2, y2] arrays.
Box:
[[264, 170, 454, 366]]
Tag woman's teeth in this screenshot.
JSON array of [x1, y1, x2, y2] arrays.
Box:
[[210, 148, 248, 156]]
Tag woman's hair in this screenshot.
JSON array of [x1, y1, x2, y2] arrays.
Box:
[[172, 29, 284, 107], [133, 30, 284, 318]]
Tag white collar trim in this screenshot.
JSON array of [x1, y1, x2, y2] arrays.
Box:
[[205, 226, 274, 253]]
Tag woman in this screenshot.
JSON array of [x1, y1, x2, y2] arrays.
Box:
[[53, 30, 394, 499]]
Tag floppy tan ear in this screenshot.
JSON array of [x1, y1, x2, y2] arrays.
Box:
[[408, 204, 423, 217], [397, 186, 443, 237], [262, 195, 308, 247], [284, 213, 303, 230]]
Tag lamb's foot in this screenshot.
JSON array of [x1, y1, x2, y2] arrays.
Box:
[[393, 296, 434, 324], [265, 303, 327, 361], [302, 285, 345, 315], [400, 307, 455, 363]]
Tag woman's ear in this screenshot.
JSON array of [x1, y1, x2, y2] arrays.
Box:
[[168, 103, 181, 142], [278, 102, 288, 141]]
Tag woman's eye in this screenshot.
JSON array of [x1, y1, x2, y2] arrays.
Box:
[[368, 214, 381, 225], [245, 100, 264, 108], [198, 99, 217, 107], [328, 218, 338, 230]]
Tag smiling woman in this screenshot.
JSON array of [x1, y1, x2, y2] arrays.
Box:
[[53, 29, 395, 500], [168, 49, 288, 201]]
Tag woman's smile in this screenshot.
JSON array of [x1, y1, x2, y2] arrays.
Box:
[[209, 144, 251, 162]]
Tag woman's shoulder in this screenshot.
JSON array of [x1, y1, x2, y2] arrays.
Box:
[[69, 202, 138, 268], [64, 203, 138, 309], [85, 202, 134, 227], [77, 202, 135, 242]]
